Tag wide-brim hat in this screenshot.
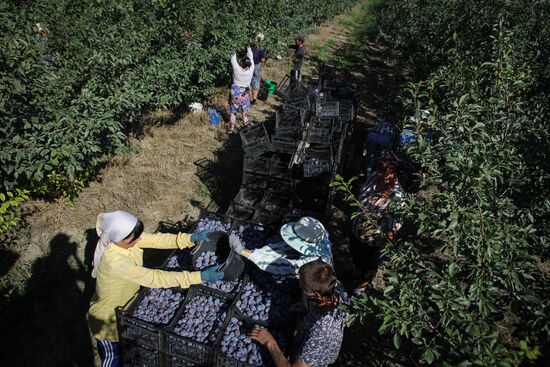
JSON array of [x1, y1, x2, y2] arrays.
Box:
[[280, 217, 330, 257]]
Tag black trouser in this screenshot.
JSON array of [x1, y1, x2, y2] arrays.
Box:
[[349, 235, 380, 273]]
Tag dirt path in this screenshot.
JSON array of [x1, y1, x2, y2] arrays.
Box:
[[1, 2, 411, 366]]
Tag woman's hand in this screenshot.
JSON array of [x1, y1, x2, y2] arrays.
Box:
[[191, 230, 210, 243], [249, 327, 277, 348]]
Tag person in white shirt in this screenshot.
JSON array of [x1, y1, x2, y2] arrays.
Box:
[[228, 46, 254, 134]]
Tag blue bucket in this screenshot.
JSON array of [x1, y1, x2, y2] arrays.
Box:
[[208, 109, 221, 126]]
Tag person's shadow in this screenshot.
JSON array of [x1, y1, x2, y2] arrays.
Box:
[[1, 233, 96, 366]]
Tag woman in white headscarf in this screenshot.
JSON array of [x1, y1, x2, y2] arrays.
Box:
[[88, 211, 223, 367]]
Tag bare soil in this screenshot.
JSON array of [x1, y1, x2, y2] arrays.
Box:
[[0, 3, 413, 366]]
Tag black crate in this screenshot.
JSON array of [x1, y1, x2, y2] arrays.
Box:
[[339, 100, 355, 122], [251, 208, 283, 227], [241, 171, 269, 188], [271, 136, 298, 155], [269, 154, 292, 178], [275, 109, 305, 128], [260, 191, 291, 214], [273, 127, 301, 140], [226, 202, 255, 221], [232, 187, 265, 208], [319, 64, 337, 81], [163, 249, 194, 271], [293, 175, 331, 213], [122, 341, 161, 367], [117, 287, 187, 349], [243, 154, 270, 175], [239, 123, 270, 146], [307, 126, 332, 144], [164, 354, 203, 367], [315, 100, 339, 117], [165, 286, 233, 365], [303, 145, 333, 177], [239, 123, 271, 157], [214, 311, 293, 367], [310, 116, 335, 129]]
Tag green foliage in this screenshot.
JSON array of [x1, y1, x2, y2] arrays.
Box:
[[0, 189, 29, 234], [337, 0, 550, 365], [0, 0, 354, 201]]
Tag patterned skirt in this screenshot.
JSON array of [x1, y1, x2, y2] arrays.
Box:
[[228, 85, 251, 113]]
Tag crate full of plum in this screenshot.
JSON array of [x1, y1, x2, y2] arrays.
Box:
[[117, 287, 187, 348], [164, 286, 233, 364]]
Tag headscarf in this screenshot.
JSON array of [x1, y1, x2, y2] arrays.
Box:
[[92, 211, 138, 278]]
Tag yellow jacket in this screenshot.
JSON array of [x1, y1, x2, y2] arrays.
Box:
[[88, 232, 202, 341]]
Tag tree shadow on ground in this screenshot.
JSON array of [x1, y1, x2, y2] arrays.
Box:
[[193, 131, 245, 214], [0, 233, 96, 367]]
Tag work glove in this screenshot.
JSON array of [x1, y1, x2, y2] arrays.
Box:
[[200, 265, 224, 282], [228, 233, 245, 255], [191, 230, 210, 243]]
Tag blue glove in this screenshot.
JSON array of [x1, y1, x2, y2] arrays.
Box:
[[200, 265, 224, 282], [191, 230, 210, 243], [229, 233, 245, 254]]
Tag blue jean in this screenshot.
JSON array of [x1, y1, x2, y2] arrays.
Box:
[[96, 339, 120, 367]]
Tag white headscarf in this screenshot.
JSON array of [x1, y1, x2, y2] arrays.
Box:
[[92, 211, 138, 278]]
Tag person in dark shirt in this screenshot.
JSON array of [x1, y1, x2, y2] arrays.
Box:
[[290, 33, 306, 85], [251, 34, 267, 105]]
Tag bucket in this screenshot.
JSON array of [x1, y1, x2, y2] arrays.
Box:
[[257, 87, 269, 101], [191, 231, 244, 281], [207, 109, 221, 126], [268, 82, 277, 95]]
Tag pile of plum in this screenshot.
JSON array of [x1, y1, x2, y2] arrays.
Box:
[[235, 277, 296, 324], [132, 288, 184, 325], [230, 224, 271, 250], [194, 217, 231, 234], [194, 250, 241, 293], [172, 294, 229, 343], [219, 317, 288, 366]]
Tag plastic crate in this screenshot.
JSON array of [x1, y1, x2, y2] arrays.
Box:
[[241, 171, 269, 188], [165, 286, 233, 365], [275, 109, 305, 128], [307, 126, 332, 144], [122, 341, 161, 367], [315, 100, 340, 117], [162, 249, 194, 271], [310, 116, 335, 130], [164, 354, 203, 367], [117, 287, 186, 348], [239, 123, 271, 157], [242, 154, 271, 175], [260, 190, 291, 214], [268, 154, 292, 178], [303, 145, 333, 177], [293, 175, 331, 213], [319, 64, 337, 81], [271, 126, 302, 142], [226, 202, 255, 221], [214, 311, 293, 367], [232, 187, 265, 208], [251, 208, 283, 227], [271, 136, 298, 155], [338, 100, 355, 122]]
